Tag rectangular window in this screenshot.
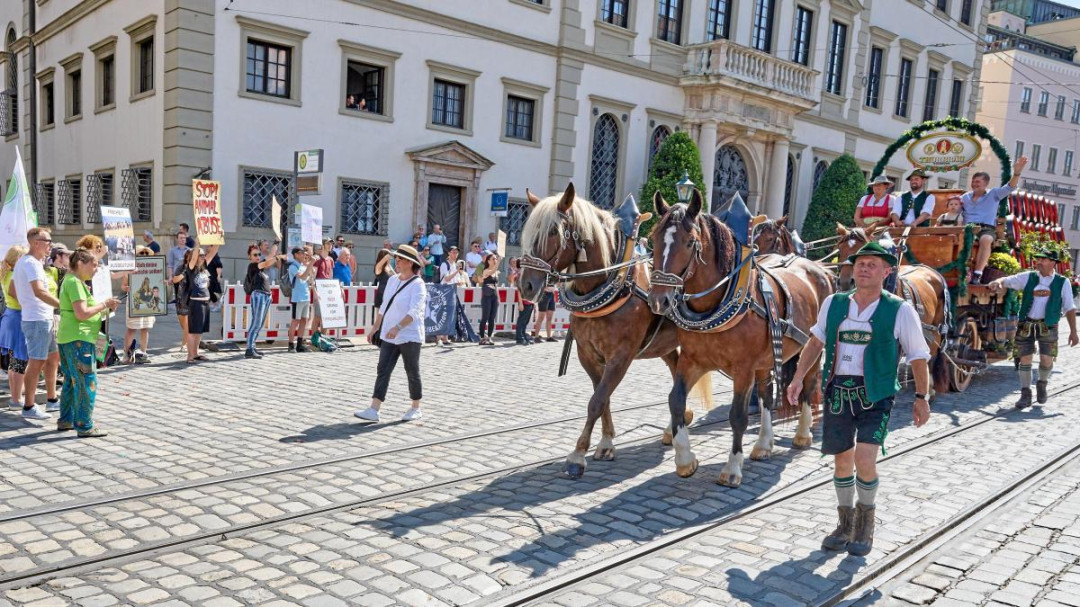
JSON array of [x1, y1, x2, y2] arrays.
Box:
[[656, 0, 682, 44], [1072, 206, 1079, 231], [58, 178, 81, 225], [246, 39, 291, 98], [138, 37, 154, 94], [68, 69, 82, 118], [1015, 140, 1025, 160], [345, 61, 385, 114], [1021, 87, 1032, 113], [100, 55, 115, 107], [133, 167, 152, 222], [895, 58, 913, 118], [431, 79, 465, 129], [340, 180, 387, 236], [1073, 99, 1080, 123], [950, 78, 963, 117], [707, 0, 731, 40], [1056, 95, 1067, 120], [936, 0, 948, 11], [791, 7, 813, 66], [824, 21, 847, 96], [751, 0, 775, 53], [600, 0, 629, 28], [242, 169, 292, 228], [1032, 144, 1042, 171], [37, 182, 55, 225], [923, 69, 939, 122], [499, 201, 529, 247], [1048, 147, 1058, 174], [865, 47, 883, 109], [505, 95, 535, 141], [42, 82, 55, 127], [1065, 150, 1074, 176], [961, 0, 974, 24], [1038, 91, 1049, 116]]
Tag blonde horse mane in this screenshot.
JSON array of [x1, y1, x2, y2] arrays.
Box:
[[520, 192, 617, 272]]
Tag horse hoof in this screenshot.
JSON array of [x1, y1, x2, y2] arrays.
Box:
[[749, 446, 772, 461], [676, 459, 699, 478], [593, 448, 616, 461], [792, 434, 813, 449], [661, 430, 673, 446], [565, 462, 586, 479], [684, 409, 694, 424], [716, 473, 742, 488]]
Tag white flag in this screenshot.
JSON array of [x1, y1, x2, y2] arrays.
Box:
[[0, 148, 36, 259]]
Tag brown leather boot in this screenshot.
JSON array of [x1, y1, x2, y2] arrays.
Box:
[[821, 506, 855, 551], [847, 503, 876, 556], [1016, 387, 1033, 410]]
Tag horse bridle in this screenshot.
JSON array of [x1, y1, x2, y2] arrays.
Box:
[[519, 209, 647, 286], [650, 231, 706, 292]]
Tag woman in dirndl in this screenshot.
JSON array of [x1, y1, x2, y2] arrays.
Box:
[[853, 175, 895, 227]]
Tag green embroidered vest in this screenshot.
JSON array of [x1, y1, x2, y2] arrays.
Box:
[[899, 191, 932, 227], [821, 290, 904, 403], [1019, 272, 1065, 327]]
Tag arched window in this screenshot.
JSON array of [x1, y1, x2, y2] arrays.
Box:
[[2, 28, 17, 137], [812, 160, 829, 193], [783, 154, 795, 217], [648, 125, 671, 171], [713, 145, 749, 207], [589, 113, 620, 209]]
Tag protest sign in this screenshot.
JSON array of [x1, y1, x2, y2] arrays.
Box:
[[127, 256, 168, 317], [271, 195, 283, 240], [497, 230, 507, 259], [101, 206, 136, 271], [91, 265, 114, 317], [301, 204, 322, 243], [191, 179, 225, 245], [315, 279, 347, 328]]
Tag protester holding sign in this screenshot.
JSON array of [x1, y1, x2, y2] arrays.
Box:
[[191, 180, 225, 246], [181, 240, 220, 364]]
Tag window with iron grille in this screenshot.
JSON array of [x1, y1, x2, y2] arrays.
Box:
[[824, 21, 847, 96], [949, 79, 963, 117], [505, 95, 534, 141], [84, 172, 113, 224], [2, 50, 16, 136], [895, 58, 912, 118], [1020, 88, 1032, 113], [656, 0, 682, 45], [751, 0, 775, 53], [1038, 91, 1049, 116], [339, 179, 387, 235], [600, 0, 629, 28], [100, 55, 115, 107], [1056, 95, 1067, 120], [345, 61, 384, 114], [246, 39, 290, 98], [57, 178, 81, 225], [121, 167, 152, 222], [961, 0, 974, 25], [499, 200, 529, 247], [865, 47, 883, 109], [707, 0, 730, 40], [432, 79, 465, 129], [242, 169, 292, 228], [812, 160, 829, 193], [35, 182, 55, 225], [923, 69, 939, 122], [138, 37, 154, 94], [791, 7, 813, 66], [649, 125, 671, 171], [783, 155, 795, 217], [589, 114, 620, 210]]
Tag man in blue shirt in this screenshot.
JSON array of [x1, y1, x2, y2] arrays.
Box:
[[963, 156, 1027, 284], [287, 247, 316, 352]]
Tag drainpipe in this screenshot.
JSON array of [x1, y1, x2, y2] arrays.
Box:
[[27, 0, 37, 186]]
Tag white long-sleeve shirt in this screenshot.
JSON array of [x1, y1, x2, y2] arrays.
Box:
[[1001, 271, 1076, 321], [811, 293, 931, 377], [379, 274, 427, 344]]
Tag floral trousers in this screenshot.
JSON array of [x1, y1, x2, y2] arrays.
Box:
[[58, 341, 97, 432]]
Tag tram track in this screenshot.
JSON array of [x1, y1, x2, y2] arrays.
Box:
[[486, 377, 1080, 607]]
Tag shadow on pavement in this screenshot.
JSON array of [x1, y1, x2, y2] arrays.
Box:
[[725, 549, 865, 604], [278, 420, 407, 443]]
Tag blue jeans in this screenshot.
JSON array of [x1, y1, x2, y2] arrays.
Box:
[[58, 341, 97, 432], [247, 291, 272, 350]]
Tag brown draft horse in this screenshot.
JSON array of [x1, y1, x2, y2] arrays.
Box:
[[649, 190, 834, 486], [835, 225, 952, 394], [518, 183, 712, 479], [752, 216, 796, 256]]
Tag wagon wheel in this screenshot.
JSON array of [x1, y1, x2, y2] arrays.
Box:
[[949, 318, 981, 392]]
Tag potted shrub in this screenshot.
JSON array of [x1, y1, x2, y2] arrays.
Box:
[[984, 251, 1021, 283]]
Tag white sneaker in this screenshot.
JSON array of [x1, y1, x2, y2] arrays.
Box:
[[8, 400, 20, 411], [45, 401, 60, 412], [401, 408, 423, 422], [353, 407, 380, 423], [22, 407, 51, 420]]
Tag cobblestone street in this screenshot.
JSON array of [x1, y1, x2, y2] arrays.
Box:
[[0, 329, 1078, 606]]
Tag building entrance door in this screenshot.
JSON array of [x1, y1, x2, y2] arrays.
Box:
[[427, 184, 462, 249]]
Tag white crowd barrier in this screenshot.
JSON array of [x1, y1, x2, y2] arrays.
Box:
[[221, 282, 571, 343]]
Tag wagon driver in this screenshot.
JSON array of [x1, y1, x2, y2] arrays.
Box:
[[988, 249, 1078, 409], [965, 155, 1028, 285], [787, 242, 930, 557]]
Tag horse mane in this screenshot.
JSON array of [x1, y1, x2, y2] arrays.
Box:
[[520, 193, 616, 271]]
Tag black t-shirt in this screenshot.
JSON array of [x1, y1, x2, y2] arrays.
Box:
[[246, 262, 271, 294], [482, 274, 497, 296], [207, 255, 223, 295]]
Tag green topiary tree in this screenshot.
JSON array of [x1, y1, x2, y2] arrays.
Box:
[[800, 154, 867, 255], [640, 131, 705, 236]]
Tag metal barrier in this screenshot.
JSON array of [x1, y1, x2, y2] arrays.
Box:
[[220, 282, 571, 343]]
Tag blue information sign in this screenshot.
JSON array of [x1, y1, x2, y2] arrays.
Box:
[[490, 191, 509, 214]]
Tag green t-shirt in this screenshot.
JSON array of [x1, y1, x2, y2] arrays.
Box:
[[58, 277, 100, 344]]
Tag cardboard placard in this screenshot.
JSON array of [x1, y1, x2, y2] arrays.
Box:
[[101, 206, 136, 271], [315, 279, 347, 328], [301, 204, 322, 244], [192, 179, 225, 245], [127, 256, 168, 317], [497, 230, 507, 259], [91, 265, 115, 318], [271, 195, 283, 240]]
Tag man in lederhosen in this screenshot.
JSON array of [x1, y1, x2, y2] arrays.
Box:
[[890, 169, 933, 227], [787, 242, 931, 556], [989, 250, 1078, 408]]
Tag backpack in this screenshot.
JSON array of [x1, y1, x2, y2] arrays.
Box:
[[278, 261, 297, 298]]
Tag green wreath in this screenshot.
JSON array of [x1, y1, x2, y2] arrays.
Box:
[[871, 117, 1013, 217]]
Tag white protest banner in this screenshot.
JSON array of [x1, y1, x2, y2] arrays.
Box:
[[191, 179, 225, 245], [497, 230, 507, 259], [91, 265, 115, 318], [315, 279, 347, 328], [101, 206, 136, 271], [301, 204, 322, 244], [0, 148, 36, 260]]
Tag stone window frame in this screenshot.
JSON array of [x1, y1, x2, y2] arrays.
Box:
[[1020, 87, 1032, 113], [37, 66, 55, 131], [338, 40, 400, 123], [586, 95, 635, 210], [863, 27, 896, 114], [89, 36, 117, 114], [1015, 140, 1025, 161], [823, 18, 850, 97], [509, 0, 552, 13], [895, 39, 924, 124], [790, 4, 815, 66], [596, 0, 636, 31], [60, 51, 83, 123], [235, 15, 308, 108], [338, 177, 390, 236], [499, 77, 548, 148], [425, 60, 480, 137], [124, 15, 157, 103]]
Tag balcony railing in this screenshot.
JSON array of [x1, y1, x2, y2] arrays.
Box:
[[684, 39, 818, 104]]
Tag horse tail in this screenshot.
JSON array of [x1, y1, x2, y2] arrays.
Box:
[[932, 348, 950, 394], [691, 372, 715, 411]]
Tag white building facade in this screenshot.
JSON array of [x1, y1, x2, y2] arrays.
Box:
[[1, 0, 990, 279]]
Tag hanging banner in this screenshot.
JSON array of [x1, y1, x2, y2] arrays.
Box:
[[906, 131, 983, 173], [127, 256, 168, 317], [314, 279, 347, 328], [191, 179, 225, 245], [424, 283, 457, 336], [301, 204, 322, 244], [101, 206, 136, 271]]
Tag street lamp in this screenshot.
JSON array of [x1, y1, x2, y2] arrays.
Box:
[[676, 171, 695, 203]]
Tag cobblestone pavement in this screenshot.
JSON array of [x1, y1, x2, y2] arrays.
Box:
[[0, 328, 1077, 606]]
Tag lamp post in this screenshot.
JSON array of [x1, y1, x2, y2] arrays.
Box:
[[676, 171, 695, 203]]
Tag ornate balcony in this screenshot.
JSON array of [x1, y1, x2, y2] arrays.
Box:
[[682, 39, 820, 114]]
